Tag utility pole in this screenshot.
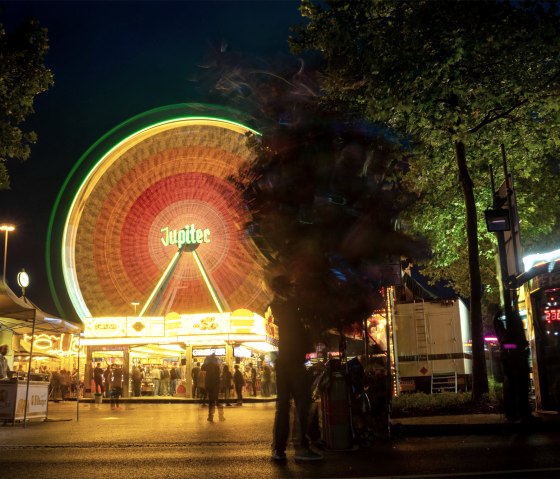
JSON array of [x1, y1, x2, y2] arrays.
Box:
[[485, 146, 531, 421]]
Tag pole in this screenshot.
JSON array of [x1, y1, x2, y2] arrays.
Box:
[[2, 229, 8, 283], [23, 310, 36, 428], [384, 288, 392, 438], [76, 334, 81, 422]]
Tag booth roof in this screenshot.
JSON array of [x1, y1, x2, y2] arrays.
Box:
[[0, 281, 82, 334]]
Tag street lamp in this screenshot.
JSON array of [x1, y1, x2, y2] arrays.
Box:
[[17, 269, 30, 298], [0, 224, 15, 283]]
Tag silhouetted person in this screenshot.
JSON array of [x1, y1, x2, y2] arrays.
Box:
[[270, 275, 322, 461], [204, 353, 224, 422], [233, 365, 244, 405]]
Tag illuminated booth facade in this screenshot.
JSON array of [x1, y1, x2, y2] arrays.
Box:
[[521, 249, 560, 413], [48, 105, 278, 397]]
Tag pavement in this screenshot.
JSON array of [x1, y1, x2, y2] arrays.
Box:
[[4, 395, 559, 438]]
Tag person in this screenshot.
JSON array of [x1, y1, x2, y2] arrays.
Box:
[[103, 364, 112, 398], [0, 344, 10, 380], [131, 365, 143, 397], [204, 353, 224, 422], [109, 364, 124, 409], [261, 364, 272, 397], [233, 364, 245, 406], [161, 365, 170, 396], [270, 275, 322, 462], [248, 362, 258, 397], [191, 362, 200, 398], [170, 363, 179, 396], [221, 364, 233, 406], [50, 369, 61, 400], [60, 369, 71, 400], [150, 365, 161, 396], [198, 363, 207, 405]]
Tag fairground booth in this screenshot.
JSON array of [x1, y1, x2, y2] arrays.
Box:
[[47, 104, 279, 397], [0, 280, 81, 423]]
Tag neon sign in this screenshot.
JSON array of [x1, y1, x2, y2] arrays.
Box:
[[160, 224, 210, 249], [545, 310, 560, 322]]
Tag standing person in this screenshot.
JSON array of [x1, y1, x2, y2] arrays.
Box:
[[60, 369, 71, 400], [191, 362, 200, 398], [150, 365, 161, 396], [0, 344, 10, 379], [131, 365, 143, 397], [270, 275, 322, 462], [221, 364, 233, 406], [103, 364, 112, 398], [50, 369, 61, 401], [233, 364, 245, 406], [109, 364, 124, 409], [248, 363, 258, 397], [261, 364, 272, 397], [161, 366, 170, 396], [170, 363, 179, 396], [204, 353, 223, 422], [198, 363, 207, 405]]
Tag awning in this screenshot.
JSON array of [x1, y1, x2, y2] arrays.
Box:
[[0, 282, 82, 334]]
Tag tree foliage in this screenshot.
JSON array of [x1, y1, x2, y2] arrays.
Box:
[[0, 16, 54, 189], [292, 0, 560, 399]]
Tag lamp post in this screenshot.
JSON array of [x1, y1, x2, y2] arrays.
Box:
[[0, 224, 15, 283]]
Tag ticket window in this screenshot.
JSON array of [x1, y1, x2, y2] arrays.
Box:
[[532, 287, 560, 410]]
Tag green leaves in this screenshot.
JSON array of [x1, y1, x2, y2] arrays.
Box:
[[0, 16, 54, 189], [294, 0, 560, 297]]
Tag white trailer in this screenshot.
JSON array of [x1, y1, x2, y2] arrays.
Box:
[[394, 299, 472, 393]]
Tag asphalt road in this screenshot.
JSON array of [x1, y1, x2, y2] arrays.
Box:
[[1, 402, 560, 478]]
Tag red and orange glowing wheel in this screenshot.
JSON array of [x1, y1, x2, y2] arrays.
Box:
[[48, 105, 271, 320]]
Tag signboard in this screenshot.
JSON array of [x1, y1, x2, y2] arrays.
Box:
[[498, 175, 523, 277], [0, 381, 49, 421], [192, 347, 226, 357]]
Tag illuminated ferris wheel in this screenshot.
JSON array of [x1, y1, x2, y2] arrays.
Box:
[[47, 104, 271, 321]]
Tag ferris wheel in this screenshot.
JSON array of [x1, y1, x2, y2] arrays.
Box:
[[47, 104, 271, 321]]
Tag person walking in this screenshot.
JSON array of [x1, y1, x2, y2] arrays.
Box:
[[221, 364, 233, 406], [204, 353, 223, 422], [233, 364, 245, 406], [270, 275, 322, 462]]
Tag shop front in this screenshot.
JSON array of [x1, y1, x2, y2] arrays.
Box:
[[81, 308, 278, 398]]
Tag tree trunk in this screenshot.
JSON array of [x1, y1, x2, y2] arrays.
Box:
[[455, 140, 489, 400]]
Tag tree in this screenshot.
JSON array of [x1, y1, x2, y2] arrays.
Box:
[[292, 0, 560, 402], [0, 16, 54, 189]]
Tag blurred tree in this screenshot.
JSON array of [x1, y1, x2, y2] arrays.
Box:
[[0, 16, 53, 189], [206, 55, 423, 340], [292, 0, 560, 400]]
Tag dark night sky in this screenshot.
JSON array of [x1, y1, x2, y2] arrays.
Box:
[[0, 0, 302, 315]]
